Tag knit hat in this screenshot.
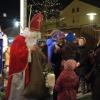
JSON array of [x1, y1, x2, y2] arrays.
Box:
[[63, 59, 77, 70], [51, 30, 65, 41], [66, 32, 76, 43]]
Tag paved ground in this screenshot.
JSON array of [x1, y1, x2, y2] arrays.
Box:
[[0, 92, 92, 100], [47, 73, 92, 100], [77, 92, 92, 100], [1, 73, 92, 100]]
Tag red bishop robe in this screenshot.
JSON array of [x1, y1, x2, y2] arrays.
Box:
[[5, 35, 29, 100]]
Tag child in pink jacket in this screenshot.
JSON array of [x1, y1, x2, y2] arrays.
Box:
[[55, 59, 79, 100]]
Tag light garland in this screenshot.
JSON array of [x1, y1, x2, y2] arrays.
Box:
[[29, 0, 61, 19]]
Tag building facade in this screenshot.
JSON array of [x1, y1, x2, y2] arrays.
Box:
[[60, 0, 100, 28]]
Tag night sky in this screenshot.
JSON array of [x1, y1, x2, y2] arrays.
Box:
[[0, 0, 99, 30], [0, 0, 20, 17], [0, 0, 20, 29]]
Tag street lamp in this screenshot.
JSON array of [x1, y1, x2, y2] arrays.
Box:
[[0, 12, 7, 17], [3, 13, 7, 17], [86, 12, 97, 24], [13, 19, 20, 28], [86, 12, 97, 38], [14, 21, 20, 27], [14, 20, 24, 32]]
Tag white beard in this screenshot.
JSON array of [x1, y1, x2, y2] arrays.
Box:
[[25, 31, 41, 49], [25, 38, 37, 49], [21, 28, 41, 49], [26, 37, 36, 62]]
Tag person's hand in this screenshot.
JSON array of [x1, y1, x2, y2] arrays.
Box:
[[54, 44, 60, 53], [31, 45, 39, 51]]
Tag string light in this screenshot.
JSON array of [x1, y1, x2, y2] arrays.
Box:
[[29, 0, 61, 19]]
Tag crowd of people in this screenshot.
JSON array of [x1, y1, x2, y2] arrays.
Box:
[[0, 12, 100, 100]]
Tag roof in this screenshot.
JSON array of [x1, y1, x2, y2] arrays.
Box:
[[59, 0, 100, 9]]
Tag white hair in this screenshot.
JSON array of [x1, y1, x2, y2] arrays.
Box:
[[21, 27, 41, 49]]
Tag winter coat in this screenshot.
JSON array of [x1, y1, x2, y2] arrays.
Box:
[[55, 70, 79, 100], [92, 45, 100, 100], [77, 45, 89, 77]]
